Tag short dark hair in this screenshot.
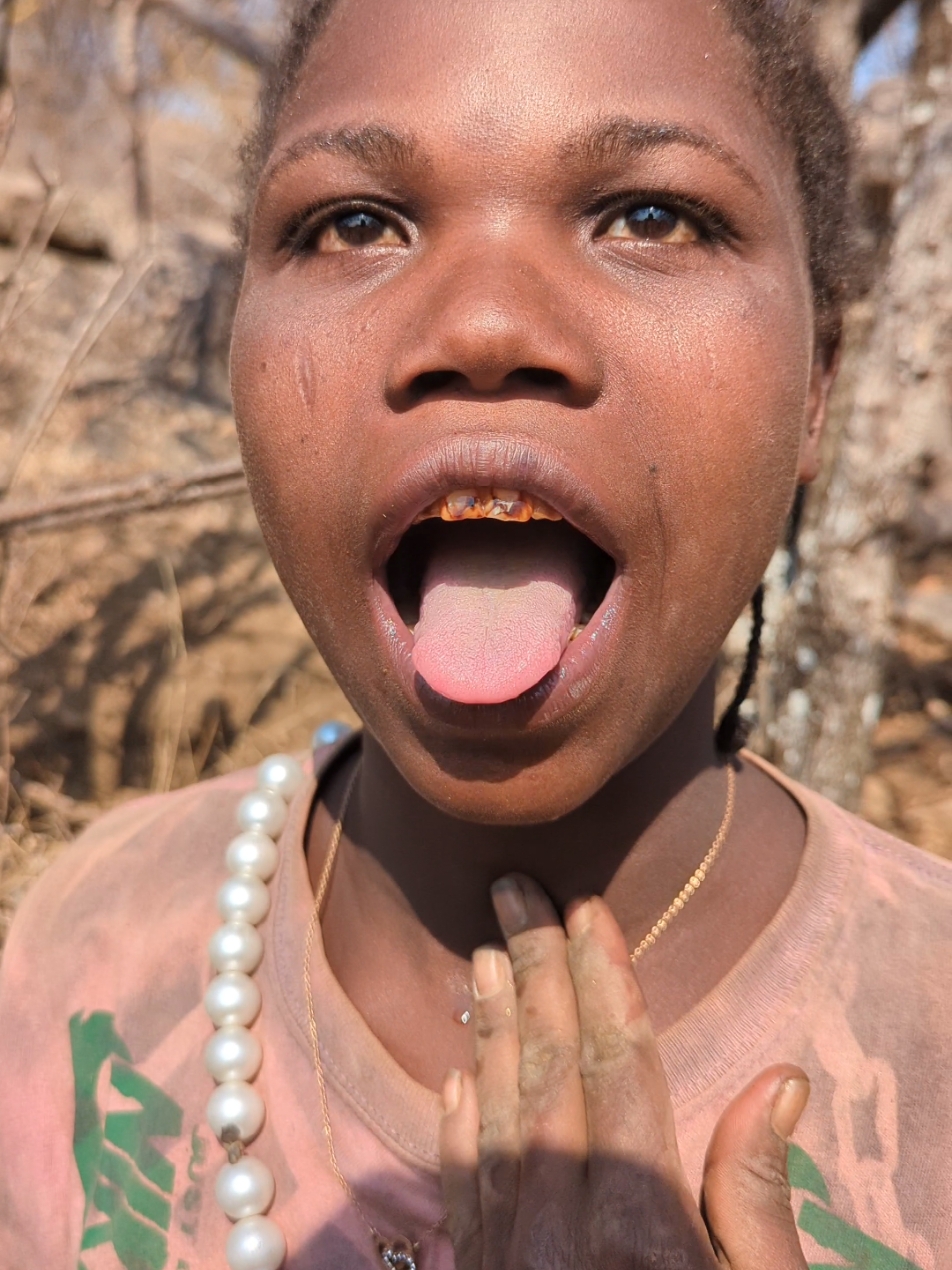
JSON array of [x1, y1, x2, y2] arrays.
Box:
[[238, 0, 854, 345]]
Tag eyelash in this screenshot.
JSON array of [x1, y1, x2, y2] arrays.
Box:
[[281, 200, 412, 256], [279, 192, 735, 257], [591, 192, 734, 245]]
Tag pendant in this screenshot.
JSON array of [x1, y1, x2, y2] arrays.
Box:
[[376, 1236, 418, 1270]]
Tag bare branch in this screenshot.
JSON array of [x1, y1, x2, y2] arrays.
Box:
[[146, 0, 271, 68], [17, 780, 98, 828], [1, 253, 154, 494], [0, 459, 247, 536], [0, 0, 16, 166], [113, 0, 151, 233], [0, 184, 72, 335]]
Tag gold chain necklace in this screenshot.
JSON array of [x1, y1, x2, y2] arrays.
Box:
[[630, 762, 736, 961], [303, 757, 736, 1267]]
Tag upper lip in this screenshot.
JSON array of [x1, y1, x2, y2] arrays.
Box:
[[369, 433, 625, 573]]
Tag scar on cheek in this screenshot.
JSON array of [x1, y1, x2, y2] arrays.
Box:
[[296, 347, 315, 410]]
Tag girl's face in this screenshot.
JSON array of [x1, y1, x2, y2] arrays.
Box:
[[232, 0, 830, 824]]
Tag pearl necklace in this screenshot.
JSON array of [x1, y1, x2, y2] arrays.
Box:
[[203, 737, 736, 1269], [203, 729, 435, 1270], [203, 749, 306, 1270]]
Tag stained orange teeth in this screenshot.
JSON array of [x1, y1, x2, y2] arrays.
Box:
[[413, 488, 563, 524]]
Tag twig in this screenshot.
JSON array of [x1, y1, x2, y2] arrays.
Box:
[[0, 710, 9, 825], [0, 536, 60, 652], [18, 780, 98, 828], [0, 253, 154, 494], [0, 458, 246, 536], [151, 556, 189, 793], [113, 0, 151, 235], [0, 184, 73, 336], [191, 698, 221, 776], [0, 0, 16, 167], [147, 0, 271, 68], [0, 687, 27, 828]]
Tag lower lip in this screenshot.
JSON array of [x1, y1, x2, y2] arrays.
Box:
[[369, 572, 627, 732]]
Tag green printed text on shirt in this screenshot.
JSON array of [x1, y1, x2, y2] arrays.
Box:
[[789, 1143, 924, 1270], [70, 1010, 184, 1270]]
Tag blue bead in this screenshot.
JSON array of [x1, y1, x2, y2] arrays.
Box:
[[313, 721, 353, 748]]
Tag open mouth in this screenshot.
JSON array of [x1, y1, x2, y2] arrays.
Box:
[[385, 487, 616, 706]]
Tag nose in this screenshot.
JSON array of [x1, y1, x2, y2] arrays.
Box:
[[384, 240, 603, 411]]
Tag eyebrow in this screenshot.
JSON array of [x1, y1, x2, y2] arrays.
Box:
[[261, 116, 760, 198], [560, 117, 761, 192], [261, 125, 421, 193]]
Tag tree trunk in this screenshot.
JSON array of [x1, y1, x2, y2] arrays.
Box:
[[759, 11, 952, 806]]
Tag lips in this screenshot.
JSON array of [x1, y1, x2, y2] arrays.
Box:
[[372, 439, 621, 714]]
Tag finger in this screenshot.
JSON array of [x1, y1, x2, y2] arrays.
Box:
[[440, 1069, 483, 1270], [701, 1065, 810, 1269], [491, 875, 587, 1166], [565, 894, 703, 1248], [471, 947, 520, 1261], [565, 897, 683, 1167]]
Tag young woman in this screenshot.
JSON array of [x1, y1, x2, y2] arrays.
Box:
[[2, 1, 949, 1268]]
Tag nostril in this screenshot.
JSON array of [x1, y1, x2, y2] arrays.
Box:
[[404, 365, 571, 406], [511, 367, 568, 391], [407, 369, 463, 403]]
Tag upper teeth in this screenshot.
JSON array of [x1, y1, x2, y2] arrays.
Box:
[[414, 488, 563, 525]]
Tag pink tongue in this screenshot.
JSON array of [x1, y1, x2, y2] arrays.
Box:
[[412, 535, 582, 705]]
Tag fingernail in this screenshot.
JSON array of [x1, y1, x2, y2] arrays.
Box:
[[491, 878, 528, 934], [443, 1069, 462, 1114], [771, 1077, 810, 1140], [473, 947, 504, 999], [565, 898, 594, 937]]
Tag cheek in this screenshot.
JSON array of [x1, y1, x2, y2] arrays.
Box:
[[231, 280, 365, 577], [596, 269, 812, 686], [612, 271, 810, 544]]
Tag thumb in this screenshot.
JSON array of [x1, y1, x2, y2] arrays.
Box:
[[701, 1064, 810, 1269]]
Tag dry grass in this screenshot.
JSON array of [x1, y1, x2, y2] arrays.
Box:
[[0, 717, 99, 942]]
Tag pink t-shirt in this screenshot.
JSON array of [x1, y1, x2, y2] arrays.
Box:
[[0, 740, 950, 1270]]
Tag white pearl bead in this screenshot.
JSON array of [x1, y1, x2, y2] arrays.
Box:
[[216, 1156, 276, 1220], [236, 789, 287, 838], [205, 972, 261, 1028], [256, 754, 305, 802], [204, 1025, 263, 1083], [218, 875, 271, 926], [207, 1081, 266, 1144], [225, 1214, 286, 1270], [209, 921, 264, 974], [226, 832, 280, 882]]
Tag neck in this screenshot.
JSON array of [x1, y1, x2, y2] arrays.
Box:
[[309, 673, 804, 1087], [343, 675, 721, 954]]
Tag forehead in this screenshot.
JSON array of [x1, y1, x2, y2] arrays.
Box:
[[274, 0, 789, 189]]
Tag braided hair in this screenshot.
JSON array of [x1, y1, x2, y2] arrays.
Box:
[[715, 583, 766, 754], [714, 482, 809, 752]]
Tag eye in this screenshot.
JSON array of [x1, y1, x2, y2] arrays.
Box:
[[601, 203, 700, 245], [313, 209, 405, 253]]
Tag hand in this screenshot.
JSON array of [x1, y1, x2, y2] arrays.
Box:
[[439, 875, 809, 1269]]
